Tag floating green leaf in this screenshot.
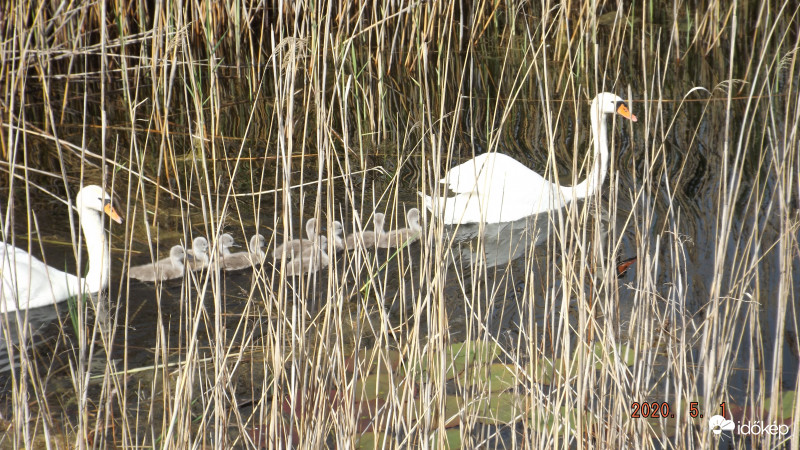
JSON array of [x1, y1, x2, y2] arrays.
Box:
[[471, 392, 522, 425], [529, 357, 556, 385], [401, 340, 503, 379], [428, 428, 462, 449], [328, 396, 388, 433], [446, 340, 503, 379], [354, 373, 401, 401], [354, 431, 390, 449], [592, 341, 637, 369], [528, 356, 576, 386], [468, 363, 518, 393], [765, 390, 796, 420], [443, 395, 463, 428], [530, 406, 587, 435], [345, 347, 402, 374]]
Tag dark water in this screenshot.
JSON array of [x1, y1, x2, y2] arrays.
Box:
[[1, 14, 798, 446]]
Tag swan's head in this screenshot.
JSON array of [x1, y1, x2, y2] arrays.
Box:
[[593, 92, 638, 122], [332, 221, 344, 237], [250, 234, 266, 249], [406, 208, 421, 225], [76, 185, 123, 224], [305, 218, 318, 236], [220, 233, 237, 249], [169, 245, 186, 261], [192, 237, 209, 255], [374, 213, 386, 230]]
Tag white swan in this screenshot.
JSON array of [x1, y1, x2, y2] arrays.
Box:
[[186, 237, 210, 270], [128, 245, 189, 282], [422, 93, 637, 224], [272, 218, 321, 260], [378, 208, 422, 248], [222, 234, 266, 271], [344, 213, 385, 250], [0, 185, 123, 311]]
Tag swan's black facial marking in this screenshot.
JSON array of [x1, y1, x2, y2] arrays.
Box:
[[615, 100, 638, 122]]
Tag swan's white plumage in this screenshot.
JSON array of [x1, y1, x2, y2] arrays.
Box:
[[0, 185, 123, 311], [423, 93, 636, 224]]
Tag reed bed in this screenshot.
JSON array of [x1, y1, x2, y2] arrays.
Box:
[[1, 0, 798, 449]]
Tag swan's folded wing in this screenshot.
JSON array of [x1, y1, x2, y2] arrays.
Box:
[[442, 154, 492, 194], [1, 244, 79, 310], [128, 262, 158, 281], [1, 244, 47, 300], [433, 153, 569, 223], [445, 154, 534, 194]]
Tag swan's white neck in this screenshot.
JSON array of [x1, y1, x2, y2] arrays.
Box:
[[560, 103, 609, 200], [80, 208, 110, 293]]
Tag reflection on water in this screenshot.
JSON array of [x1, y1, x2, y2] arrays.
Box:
[[447, 212, 552, 269], [2, 9, 798, 444], [0, 304, 61, 373]]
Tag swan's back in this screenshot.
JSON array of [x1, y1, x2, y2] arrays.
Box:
[[222, 249, 259, 271], [221, 234, 266, 271], [221, 253, 254, 271], [282, 248, 329, 277], [443, 154, 531, 193], [345, 213, 385, 250], [427, 153, 566, 224], [378, 209, 422, 248], [273, 237, 320, 259], [129, 245, 186, 282]]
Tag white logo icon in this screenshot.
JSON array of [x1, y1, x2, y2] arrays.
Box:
[[708, 415, 735, 435]]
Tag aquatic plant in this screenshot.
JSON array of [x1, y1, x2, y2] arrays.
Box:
[[0, 1, 798, 449]]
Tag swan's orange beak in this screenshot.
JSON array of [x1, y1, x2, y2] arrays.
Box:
[[104, 202, 123, 224], [617, 103, 638, 122]]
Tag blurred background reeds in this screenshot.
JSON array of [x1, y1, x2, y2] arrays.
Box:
[[0, 0, 798, 448]]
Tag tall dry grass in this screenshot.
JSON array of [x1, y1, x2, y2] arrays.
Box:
[[1, 0, 798, 449]]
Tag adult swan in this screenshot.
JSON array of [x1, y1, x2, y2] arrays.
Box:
[[422, 93, 637, 224], [1, 185, 123, 312]]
